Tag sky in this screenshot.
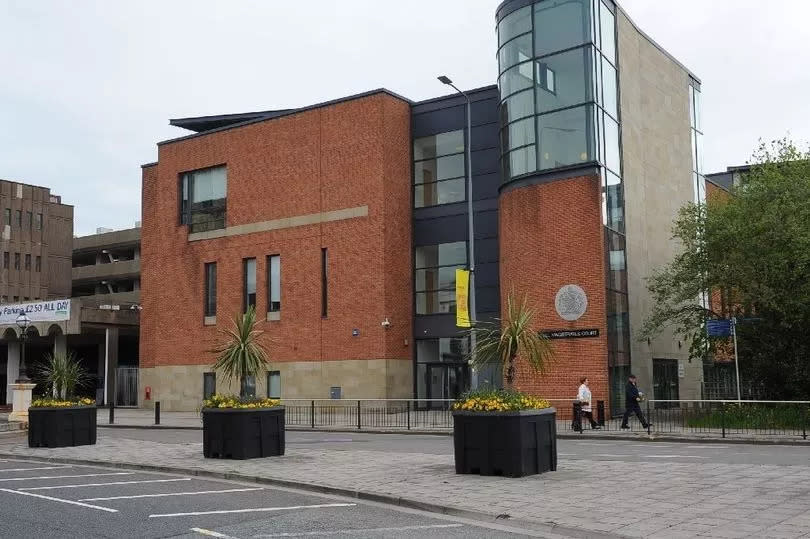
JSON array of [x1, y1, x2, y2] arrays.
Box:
[[1, 0, 808, 236]]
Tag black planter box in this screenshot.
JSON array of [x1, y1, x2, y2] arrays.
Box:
[[28, 406, 97, 448], [203, 406, 285, 459], [453, 407, 557, 477]]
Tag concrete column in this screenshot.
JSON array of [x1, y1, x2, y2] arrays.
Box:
[[6, 341, 19, 405], [97, 340, 105, 403], [53, 334, 67, 357], [104, 328, 119, 406]]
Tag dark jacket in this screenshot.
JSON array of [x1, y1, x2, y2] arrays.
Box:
[[625, 382, 641, 407]]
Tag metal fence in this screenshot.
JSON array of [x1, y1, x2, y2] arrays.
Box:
[[280, 398, 810, 439]]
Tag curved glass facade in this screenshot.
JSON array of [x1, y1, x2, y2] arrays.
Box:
[[496, 0, 621, 184]]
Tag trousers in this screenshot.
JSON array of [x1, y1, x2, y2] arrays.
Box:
[[621, 402, 649, 428]]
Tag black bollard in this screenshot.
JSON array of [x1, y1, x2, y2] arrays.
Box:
[[155, 401, 160, 425], [109, 402, 115, 424], [597, 400, 605, 426]]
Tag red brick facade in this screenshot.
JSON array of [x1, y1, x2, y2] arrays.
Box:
[[140, 93, 412, 373], [498, 175, 610, 408]]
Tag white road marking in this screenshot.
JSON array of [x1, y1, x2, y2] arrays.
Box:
[[0, 466, 71, 473], [254, 524, 465, 537], [150, 503, 356, 518], [0, 487, 118, 513], [81, 487, 263, 501], [191, 528, 239, 539], [629, 444, 673, 448], [0, 472, 132, 483], [593, 453, 632, 457], [642, 455, 709, 459], [686, 445, 728, 449], [21, 478, 192, 491]]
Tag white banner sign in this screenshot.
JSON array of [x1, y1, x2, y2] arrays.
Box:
[[0, 299, 71, 325]]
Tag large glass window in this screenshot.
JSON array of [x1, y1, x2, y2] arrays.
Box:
[[537, 106, 593, 171], [689, 82, 706, 204], [499, 61, 534, 100], [498, 33, 533, 73], [533, 0, 591, 57], [603, 113, 621, 174], [501, 89, 535, 124], [605, 170, 624, 232], [535, 47, 593, 113], [598, 1, 616, 63], [267, 255, 281, 312], [601, 57, 618, 119], [415, 242, 467, 315], [606, 230, 626, 292], [501, 117, 535, 151], [243, 258, 256, 312], [180, 166, 227, 233], [498, 5, 532, 47], [413, 131, 466, 208], [267, 371, 281, 399], [416, 338, 469, 363], [505, 146, 537, 178]]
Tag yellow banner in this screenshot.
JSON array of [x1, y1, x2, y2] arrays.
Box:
[[455, 269, 470, 328]]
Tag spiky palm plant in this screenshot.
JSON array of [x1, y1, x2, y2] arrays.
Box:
[[469, 293, 554, 388], [211, 306, 270, 396], [36, 351, 88, 400]]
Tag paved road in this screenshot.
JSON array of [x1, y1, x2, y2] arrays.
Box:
[[97, 428, 810, 466], [0, 456, 555, 538]]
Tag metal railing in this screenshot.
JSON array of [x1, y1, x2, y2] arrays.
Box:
[[280, 398, 810, 439]]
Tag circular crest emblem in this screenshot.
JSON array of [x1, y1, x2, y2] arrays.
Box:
[[555, 285, 588, 321]]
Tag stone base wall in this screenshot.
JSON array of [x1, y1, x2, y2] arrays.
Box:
[[139, 358, 412, 411]]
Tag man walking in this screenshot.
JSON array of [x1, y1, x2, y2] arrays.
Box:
[[621, 374, 650, 430]]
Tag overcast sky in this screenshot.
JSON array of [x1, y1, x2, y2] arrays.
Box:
[[1, 1, 808, 236]]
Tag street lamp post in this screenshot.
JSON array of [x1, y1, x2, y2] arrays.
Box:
[[15, 311, 31, 383], [438, 75, 478, 389]]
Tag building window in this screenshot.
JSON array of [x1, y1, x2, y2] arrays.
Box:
[[35, 213, 42, 230], [2, 252, 8, 270], [14, 253, 20, 270], [243, 258, 256, 312], [204, 262, 217, 317], [267, 371, 281, 399], [4, 209, 9, 227], [180, 165, 227, 233], [35, 256, 41, 272], [689, 82, 706, 204], [15, 210, 21, 228], [267, 255, 280, 312], [26, 211, 32, 230], [12, 296, 18, 302], [24, 254, 31, 270], [415, 338, 472, 402], [203, 372, 216, 400], [413, 130, 466, 208], [415, 241, 467, 315], [240, 375, 256, 398], [321, 248, 328, 317]]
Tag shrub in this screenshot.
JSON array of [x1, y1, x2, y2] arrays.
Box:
[[452, 388, 550, 412], [30, 397, 95, 408], [202, 394, 281, 410], [686, 403, 809, 430]]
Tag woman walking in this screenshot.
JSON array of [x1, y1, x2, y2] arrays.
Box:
[[576, 377, 601, 431]]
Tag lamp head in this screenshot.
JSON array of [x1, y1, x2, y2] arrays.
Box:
[[437, 75, 453, 85], [15, 311, 31, 330]]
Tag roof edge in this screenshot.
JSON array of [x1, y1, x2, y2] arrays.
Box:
[[140, 161, 158, 169], [413, 84, 499, 106], [156, 88, 413, 148]]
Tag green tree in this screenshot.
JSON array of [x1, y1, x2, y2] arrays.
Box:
[[211, 306, 270, 397], [643, 139, 810, 399], [468, 293, 554, 388]]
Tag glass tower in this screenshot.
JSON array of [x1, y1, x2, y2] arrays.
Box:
[[496, 0, 630, 414]]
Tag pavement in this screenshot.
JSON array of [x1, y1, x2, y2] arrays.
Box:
[[1, 428, 810, 538]]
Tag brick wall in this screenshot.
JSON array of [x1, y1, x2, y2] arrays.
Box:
[[498, 175, 610, 408], [140, 93, 413, 378]]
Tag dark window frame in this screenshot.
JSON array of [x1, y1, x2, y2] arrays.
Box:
[[267, 254, 281, 313], [179, 165, 227, 233], [3, 252, 8, 270], [204, 262, 217, 317], [24, 254, 31, 270], [14, 253, 20, 270], [35, 256, 41, 273], [203, 372, 216, 400], [35, 213, 42, 230], [4, 209, 10, 226], [412, 130, 467, 209], [267, 370, 281, 399], [243, 257, 256, 313], [15, 210, 21, 228], [414, 241, 468, 315], [321, 248, 328, 318]]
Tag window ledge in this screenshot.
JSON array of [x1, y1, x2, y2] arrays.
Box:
[[267, 311, 280, 322], [204, 316, 217, 326]]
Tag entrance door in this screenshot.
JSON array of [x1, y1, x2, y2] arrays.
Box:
[[426, 364, 469, 408], [115, 367, 139, 407], [653, 359, 679, 408]]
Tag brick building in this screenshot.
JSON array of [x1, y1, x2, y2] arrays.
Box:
[[140, 0, 706, 412]]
